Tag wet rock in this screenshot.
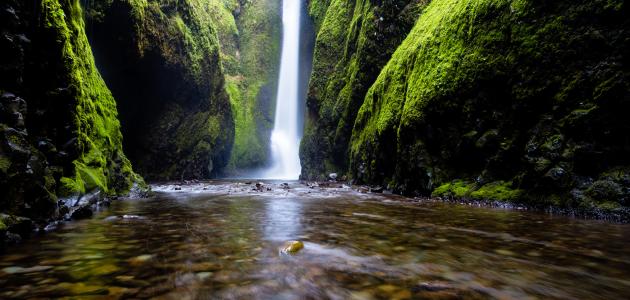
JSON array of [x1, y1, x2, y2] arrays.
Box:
[[71, 206, 93, 220], [370, 186, 384, 193], [412, 281, 453, 292], [0, 214, 33, 238], [586, 180, 623, 202], [280, 240, 304, 255], [281, 182, 290, 189], [128, 254, 154, 266], [53, 282, 109, 296], [494, 249, 515, 256], [1, 265, 52, 274]]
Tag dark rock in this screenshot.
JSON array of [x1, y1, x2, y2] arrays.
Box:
[[586, 180, 623, 202], [0, 214, 33, 238], [370, 186, 384, 193], [71, 206, 93, 220]]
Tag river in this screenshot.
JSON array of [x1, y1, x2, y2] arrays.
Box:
[[1, 181, 629, 299]]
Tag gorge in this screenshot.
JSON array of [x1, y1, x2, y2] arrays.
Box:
[[0, 0, 629, 298]]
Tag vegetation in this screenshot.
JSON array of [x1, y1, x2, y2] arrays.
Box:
[[85, 0, 234, 180], [1, 0, 141, 227], [300, 0, 426, 180], [206, 0, 281, 172], [348, 0, 629, 208]]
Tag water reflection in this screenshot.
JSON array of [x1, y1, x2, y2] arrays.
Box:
[[0, 185, 629, 299], [263, 198, 303, 241]]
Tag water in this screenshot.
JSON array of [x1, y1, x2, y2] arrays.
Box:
[[1, 182, 629, 299], [263, 0, 302, 180]]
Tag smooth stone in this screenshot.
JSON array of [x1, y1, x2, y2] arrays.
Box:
[[1, 265, 52, 274], [54, 282, 109, 295], [392, 289, 412, 300], [128, 254, 153, 265], [494, 249, 516, 256], [378, 284, 400, 293], [91, 264, 120, 275], [196, 272, 213, 280], [280, 241, 304, 254]]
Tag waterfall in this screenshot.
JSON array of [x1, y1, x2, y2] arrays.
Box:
[[262, 0, 302, 180]]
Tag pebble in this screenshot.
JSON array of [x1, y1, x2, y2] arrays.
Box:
[[128, 254, 153, 265], [280, 241, 304, 254], [1, 265, 53, 274], [494, 249, 516, 256]]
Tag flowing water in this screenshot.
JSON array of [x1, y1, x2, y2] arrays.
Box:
[[263, 0, 302, 180], [1, 182, 629, 299]]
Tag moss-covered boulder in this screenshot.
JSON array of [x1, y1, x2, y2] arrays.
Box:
[[349, 0, 629, 208], [0, 0, 140, 223], [86, 0, 234, 180], [299, 0, 426, 180]]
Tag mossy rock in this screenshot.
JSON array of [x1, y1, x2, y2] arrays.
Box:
[[347, 0, 629, 207], [299, 0, 426, 180], [86, 0, 235, 180], [1, 0, 141, 222]]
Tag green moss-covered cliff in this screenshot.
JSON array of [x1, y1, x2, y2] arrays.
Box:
[[204, 0, 282, 173], [85, 0, 234, 180], [347, 0, 629, 209], [300, 0, 426, 180], [302, 0, 629, 210], [1, 0, 140, 224]]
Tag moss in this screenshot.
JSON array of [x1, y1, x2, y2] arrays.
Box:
[[85, 0, 234, 179], [300, 0, 425, 180], [203, 0, 281, 172], [40, 0, 139, 196], [433, 180, 523, 202], [432, 180, 476, 198], [347, 0, 629, 208], [470, 181, 523, 202], [0, 155, 10, 174]]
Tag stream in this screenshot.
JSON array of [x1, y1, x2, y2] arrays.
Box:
[[1, 181, 629, 299]]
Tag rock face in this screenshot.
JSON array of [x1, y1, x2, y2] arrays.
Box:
[[204, 0, 282, 173], [305, 0, 630, 209], [0, 0, 140, 224], [86, 0, 234, 180], [300, 0, 425, 180]]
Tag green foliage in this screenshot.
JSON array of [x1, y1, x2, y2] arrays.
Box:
[[432, 180, 475, 198], [470, 181, 523, 202], [432, 180, 522, 202]]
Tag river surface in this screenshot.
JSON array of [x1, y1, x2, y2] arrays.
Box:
[[1, 182, 629, 299]]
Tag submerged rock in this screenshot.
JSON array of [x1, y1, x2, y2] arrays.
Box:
[[70, 206, 93, 220], [280, 241, 304, 255]]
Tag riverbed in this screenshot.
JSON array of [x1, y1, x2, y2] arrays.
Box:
[[1, 181, 629, 299]]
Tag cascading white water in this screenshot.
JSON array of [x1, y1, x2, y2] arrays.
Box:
[[262, 0, 302, 180]]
